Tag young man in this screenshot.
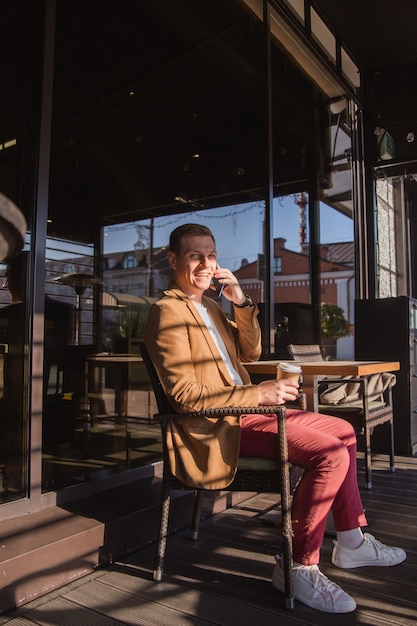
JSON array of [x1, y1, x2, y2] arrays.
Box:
[[144, 223, 406, 614]]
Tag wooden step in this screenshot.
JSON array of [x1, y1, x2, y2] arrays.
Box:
[[0, 466, 250, 614]]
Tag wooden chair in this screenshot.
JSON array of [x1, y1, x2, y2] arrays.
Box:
[[288, 344, 395, 489], [140, 342, 300, 610]]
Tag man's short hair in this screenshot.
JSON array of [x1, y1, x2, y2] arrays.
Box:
[[169, 223, 215, 254]]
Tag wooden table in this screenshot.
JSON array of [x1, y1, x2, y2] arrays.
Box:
[[87, 353, 149, 420], [243, 360, 400, 411]]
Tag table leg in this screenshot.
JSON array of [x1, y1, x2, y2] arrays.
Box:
[[302, 374, 318, 411]]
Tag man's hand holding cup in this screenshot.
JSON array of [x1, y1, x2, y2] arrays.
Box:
[[258, 362, 301, 406]]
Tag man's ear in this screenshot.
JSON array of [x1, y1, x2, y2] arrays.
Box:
[[167, 251, 176, 269]]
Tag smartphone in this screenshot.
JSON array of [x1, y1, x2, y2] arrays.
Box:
[[211, 265, 225, 297], [211, 277, 225, 297]]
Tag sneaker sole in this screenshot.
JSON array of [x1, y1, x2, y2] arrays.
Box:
[[332, 553, 406, 569], [272, 573, 357, 613]]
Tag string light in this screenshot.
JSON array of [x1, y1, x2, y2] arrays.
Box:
[[105, 201, 264, 233]]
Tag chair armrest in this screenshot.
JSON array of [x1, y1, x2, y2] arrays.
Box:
[[158, 405, 290, 490], [156, 405, 286, 421]]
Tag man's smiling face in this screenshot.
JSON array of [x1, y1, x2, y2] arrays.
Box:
[[167, 234, 217, 300]]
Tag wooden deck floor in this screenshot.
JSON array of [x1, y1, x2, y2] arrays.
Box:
[[1, 454, 416, 626]]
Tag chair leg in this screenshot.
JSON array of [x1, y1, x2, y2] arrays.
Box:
[[389, 419, 395, 473], [190, 490, 202, 540], [277, 410, 295, 609], [153, 474, 172, 582], [364, 424, 372, 490], [147, 390, 153, 424]]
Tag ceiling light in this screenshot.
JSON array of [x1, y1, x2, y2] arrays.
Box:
[[330, 97, 346, 114], [0, 138, 17, 150]]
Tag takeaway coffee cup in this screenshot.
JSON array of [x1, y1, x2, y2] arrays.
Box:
[[276, 362, 302, 383]]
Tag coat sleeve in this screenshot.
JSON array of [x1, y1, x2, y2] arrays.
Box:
[[144, 296, 260, 413]]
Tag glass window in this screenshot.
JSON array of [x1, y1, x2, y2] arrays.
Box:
[[102, 201, 266, 354], [122, 254, 138, 270], [42, 238, 96, 492], [47, 0, 267, 490], [0, 2, 32, 504], [270, 28, 317, 358], [342, 49, 360, 90], [319, 202, 354, 358], [284, 0, 305, 23], [0, 251, 29, 502], [274, 256, 283, 273], [311, 8, 336, 64], [319, 100, 355, 359], [272, 193, 313, 356], [2, 0, 360, 499]]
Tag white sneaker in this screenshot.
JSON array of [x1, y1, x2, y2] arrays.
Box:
[[332, 533, 406, 569], [272, 556, 356, 613]]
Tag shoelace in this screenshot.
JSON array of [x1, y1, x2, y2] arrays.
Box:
[[297, 566, 341, 606], [364, 533, 400, 557]]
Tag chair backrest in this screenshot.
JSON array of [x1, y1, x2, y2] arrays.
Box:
[[288, 343, 323, 362], [139, 342, 172, 415]]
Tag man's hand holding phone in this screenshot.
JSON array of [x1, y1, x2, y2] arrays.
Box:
[[211, 276, 225, 297], [211, 264, 248, 307], [210, 264, 225, 297]]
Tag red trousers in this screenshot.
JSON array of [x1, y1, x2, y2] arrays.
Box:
[[240, 410, 368, 565]]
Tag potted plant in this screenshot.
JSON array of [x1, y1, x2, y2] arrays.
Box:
[[320, 302, 350, 359]]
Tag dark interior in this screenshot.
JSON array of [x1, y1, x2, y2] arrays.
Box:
[[313, 0, 417, 148], [47, 0, 322, 243], [2, 0, 417, 244]]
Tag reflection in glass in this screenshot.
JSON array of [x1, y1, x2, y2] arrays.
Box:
[[319, 202, 354, 358], [102, 202, 266, 343], [0, 2, 30, 504], [271, 189, 355, 360], [320, 101, 355, 358], [0, 0, 358, 496], [0, 254, 29, 502], [44, 0, 267, 491], [272, 194, 313, 357]]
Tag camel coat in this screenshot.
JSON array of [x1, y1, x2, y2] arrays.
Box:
[[144, 285, 263, 488]]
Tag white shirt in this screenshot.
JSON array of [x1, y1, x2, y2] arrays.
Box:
[[192, 301, 243, 385]]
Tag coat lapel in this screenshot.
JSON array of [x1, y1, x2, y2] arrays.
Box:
[[165, 287, 236, 385]]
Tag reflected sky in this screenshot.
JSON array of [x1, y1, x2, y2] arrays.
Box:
[[103, 197, 353, 270]]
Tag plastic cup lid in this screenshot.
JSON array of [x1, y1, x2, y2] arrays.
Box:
[[278, 362, 302, 373]]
